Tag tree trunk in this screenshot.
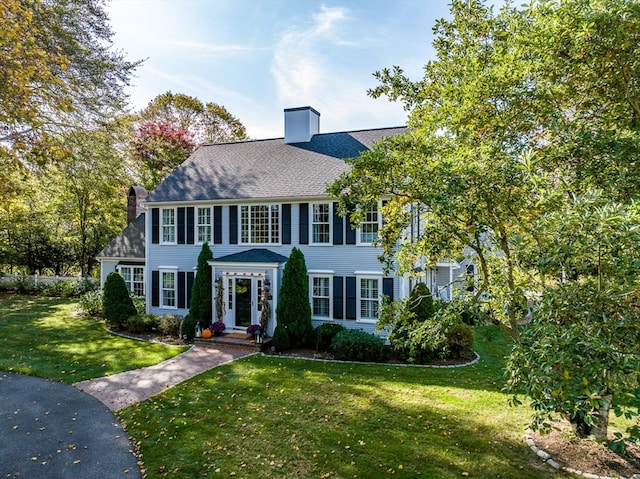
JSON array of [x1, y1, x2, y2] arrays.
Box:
[[570, 395, 611, 443]]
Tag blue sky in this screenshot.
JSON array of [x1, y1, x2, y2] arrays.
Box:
[[107, 1, 454, 139]]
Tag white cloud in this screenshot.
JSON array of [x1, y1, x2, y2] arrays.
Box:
[[269, 4, 408, 134]]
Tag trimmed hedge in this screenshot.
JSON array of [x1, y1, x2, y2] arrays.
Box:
[[331, 329, 386, 363], [313, 323, 345, 352]]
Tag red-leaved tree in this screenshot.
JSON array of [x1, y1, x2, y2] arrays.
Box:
[[131, 121, 194, 191]]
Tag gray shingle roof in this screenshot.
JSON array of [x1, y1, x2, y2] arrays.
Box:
[[212, 248, 289, 264], [96, 213, 145, 259], [145, 126, 407, 203]]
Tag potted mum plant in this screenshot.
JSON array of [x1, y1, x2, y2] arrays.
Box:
[[210, 321, 226, 336]]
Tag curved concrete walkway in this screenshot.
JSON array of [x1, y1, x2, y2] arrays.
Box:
[[74, 344, 255, 410]]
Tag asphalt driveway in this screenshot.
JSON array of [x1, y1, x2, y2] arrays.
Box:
[[0, 372, 141, 479]]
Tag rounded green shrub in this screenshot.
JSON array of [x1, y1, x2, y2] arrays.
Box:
[[103, 272, 137, 330], [126, 314, 159, 334], [313, 323, 345, 352], [78, 290, 103, 317], [446, 322, 475, 359], [331, 329, 386, 362], [159, 314, 183, 337]]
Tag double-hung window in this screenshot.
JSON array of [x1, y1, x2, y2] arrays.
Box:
[[161, 270, 176, 308], [161, 208, 176, 244], [240, 204, 280, 244], [358, 203, 382, 245], [197, 207, 212, 244], [310, 275, 332, 318], [311, 203, 331, 244], [358, 275, 381, 321], [118, 266, 145, 296]]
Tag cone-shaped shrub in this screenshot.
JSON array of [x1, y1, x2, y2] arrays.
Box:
[[408, 282, 435, 321], [190, 242, 213, 328], [275, 247, 312, 349], [102, 272, 137, 329]]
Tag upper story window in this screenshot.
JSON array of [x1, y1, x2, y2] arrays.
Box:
[[358, 203, 381, 245], [197, 207, 211, 244], [118, 266, 145, 297], [311, 203, 331, 244], [161, 208, 176, 244], [240, 204, 280, 244]]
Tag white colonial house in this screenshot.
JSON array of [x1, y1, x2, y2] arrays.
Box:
[[97, 107, 463, 336]]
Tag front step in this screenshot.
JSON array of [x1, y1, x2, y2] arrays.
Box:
[[194, 333, 272, 352]]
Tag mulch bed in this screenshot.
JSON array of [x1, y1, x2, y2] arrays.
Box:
[[532, 421, 640, 478]]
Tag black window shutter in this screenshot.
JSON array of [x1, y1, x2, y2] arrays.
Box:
[[345, 206, 356, 245], [178, 271, 186, 308], [299, 203, 308, 244], [333, 276, 344, 319], [186, 272, 195, 309], [213, 206, 222, 244], [151, 270, 160, 307], [282, 204, 291, 244], [383, 277, 394, 303], [345, 276, 356, 320], [229, 205, 238, 244], [332, 202, 343, 245], [186, 207, 195, 244], [151, 208, 160, 244], [177, 207, 186, 244]]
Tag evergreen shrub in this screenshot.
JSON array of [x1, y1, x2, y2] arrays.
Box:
[[275, 247, 312, 348], [78, 290, 103, 317], [159, 314, 183, 337], [103, 272, 137, 329], [331, 329, 386, 362], [126, 314, 159, 334], [179, 313, 198, 340], [446, 322, 475, 359], [271, 323, 291, 352], [190, 242, 213, 328], [313, 323, 345, 352]]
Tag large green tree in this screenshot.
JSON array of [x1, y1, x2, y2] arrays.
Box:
[[0, 0, 139, 149], [329, 0, 640, 445]]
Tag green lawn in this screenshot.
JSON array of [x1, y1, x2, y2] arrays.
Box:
[[118, 328, 571, 478], [0, 294, 572, 477], [0, 293, 186, 383]]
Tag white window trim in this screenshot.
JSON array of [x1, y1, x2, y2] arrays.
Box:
[[239, 204, 282, 246], [159, 268, 178, 310], [309, 270, 334, 320], [310, 202, 332, 246], [356, 272, 383, 323], [196, 206, 212, 245], [356, 201, 382, 246], [116, 265, 145, 297], [161, 207, 177, 245]]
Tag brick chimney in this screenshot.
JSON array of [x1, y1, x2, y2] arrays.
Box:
[[127, 186, 147, 224], [284, 106, 320, 144]]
